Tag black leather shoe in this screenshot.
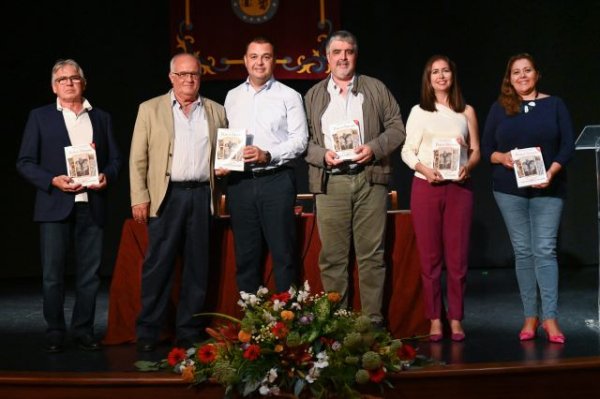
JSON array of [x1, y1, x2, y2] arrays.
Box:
[[136, 339, 157, 352], [43, 342, 65, 353], [74, 334, 102, 351], [43, 335, 65, 353]]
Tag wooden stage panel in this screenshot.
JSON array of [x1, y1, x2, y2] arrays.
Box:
[[2, 357, 600, 398], [103, 211, 429, 345]]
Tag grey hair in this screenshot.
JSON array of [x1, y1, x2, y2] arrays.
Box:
[[325, 30, 358, 55], [51, 59, 86, 85], [169, 53, 201, 72]]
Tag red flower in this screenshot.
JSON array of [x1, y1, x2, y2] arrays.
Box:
[[271, 322, 289, 339], [243, 344, 261, 361], [369, 368, 386, 383], [397, 344, 417, 360], [271, 292, 291, 303], [197, 344, 217, 364], [167, 347, 188, 366]]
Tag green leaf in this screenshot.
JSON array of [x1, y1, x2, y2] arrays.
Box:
[[242, 379, 262, 396], [194, 312, 242, 324], [134, 360, 163, 371], [294, 378, 306, 397]]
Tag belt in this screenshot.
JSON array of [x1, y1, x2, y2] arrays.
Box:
[[327, 165, 365, 176], [241, 166, 289, 179], [170, 180, 209, 189]]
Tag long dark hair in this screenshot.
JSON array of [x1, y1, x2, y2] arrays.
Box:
[[419, 55, 465, 113], [498, 53, 539, 116]]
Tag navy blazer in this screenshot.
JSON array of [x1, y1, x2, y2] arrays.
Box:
[[16, 104, 122, 227]]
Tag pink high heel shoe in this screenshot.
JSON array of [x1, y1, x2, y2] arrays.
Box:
[[542, 320, 565, 344], [519, 319, 539, 341], [429, 333, 443, 342], [451, 332, 465, 342]]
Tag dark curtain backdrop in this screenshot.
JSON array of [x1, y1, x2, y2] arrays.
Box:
[[4, 0, 599, 278]]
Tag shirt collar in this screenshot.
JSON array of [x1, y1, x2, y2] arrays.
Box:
[[244, 76, 276, 92], [169, 90, 203, 108], [56, 98, 92, 112], [327, 75, 356, 95]]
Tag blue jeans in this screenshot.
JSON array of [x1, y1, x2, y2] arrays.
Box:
[[40, 203, 103, 337], [493, 192, 563, 320]]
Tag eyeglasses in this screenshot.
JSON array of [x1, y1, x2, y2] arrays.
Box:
[[55, 75, 83, 85], [171, 71, 201, 80]]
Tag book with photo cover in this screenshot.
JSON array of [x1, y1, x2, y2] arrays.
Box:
[[329, 121, 361, 161], [432, 138, 461, 180], [215, 128, 246, 171], [511, 147, 548, 188], [64, 144, 99, 186]]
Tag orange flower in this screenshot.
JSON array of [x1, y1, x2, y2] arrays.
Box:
[[281, 310, 295, 321], [327, 292, 342, 303], [238, 330, 252, 343], [274, 344, 284, 353], [181, 365, 196, 382]]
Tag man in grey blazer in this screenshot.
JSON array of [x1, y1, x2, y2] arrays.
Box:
[[129, 53, 227, 352]]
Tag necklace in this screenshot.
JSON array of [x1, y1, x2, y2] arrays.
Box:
[[523, 91, 539, 113]]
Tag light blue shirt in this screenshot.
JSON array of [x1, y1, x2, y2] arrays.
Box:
[[224, 77, 308, 167], [169, 91, 210, 182]]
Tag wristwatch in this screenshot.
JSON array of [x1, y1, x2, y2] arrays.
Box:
[[264, 151, 272, 165]]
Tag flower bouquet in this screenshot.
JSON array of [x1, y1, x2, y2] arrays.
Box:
[[135, 281, 430, 398]]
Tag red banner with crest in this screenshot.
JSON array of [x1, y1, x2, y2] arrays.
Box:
[[170, 0, 341, 80]]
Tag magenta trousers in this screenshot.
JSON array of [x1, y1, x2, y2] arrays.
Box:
[[410, 177, 473, 320]]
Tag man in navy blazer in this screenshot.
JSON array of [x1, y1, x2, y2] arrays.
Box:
[[16, 59, 121, 353]]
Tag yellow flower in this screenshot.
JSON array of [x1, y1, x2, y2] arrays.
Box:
[[238, 330, 252, 343], [327, 292, 342, 303], [281, 310, 295, 321], [274, 344, 284, 353]]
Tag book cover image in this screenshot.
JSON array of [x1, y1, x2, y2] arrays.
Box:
[[329, 121, 361, 161], [215, 128, 246, 171], [64, 144, 99, 186], [432, 138, 461, 180], [511, 147, 548, 188]]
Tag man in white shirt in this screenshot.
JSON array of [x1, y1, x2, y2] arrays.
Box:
[[223, 37, 308, 294]]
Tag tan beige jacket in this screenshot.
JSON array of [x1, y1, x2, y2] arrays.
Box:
[[129, 92, 227, 216]]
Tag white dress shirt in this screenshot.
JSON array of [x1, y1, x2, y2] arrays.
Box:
[[321, 76, 364, 150], [58, 97, 93, 202], [224, 77, 308, 168]]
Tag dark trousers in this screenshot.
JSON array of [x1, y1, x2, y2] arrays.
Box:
[[136, 184, 211, 342], [227, 168, 298, 294], [39, 202, 102, 338]]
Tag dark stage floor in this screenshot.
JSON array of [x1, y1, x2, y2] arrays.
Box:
[[0, 266, 599, 372]]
